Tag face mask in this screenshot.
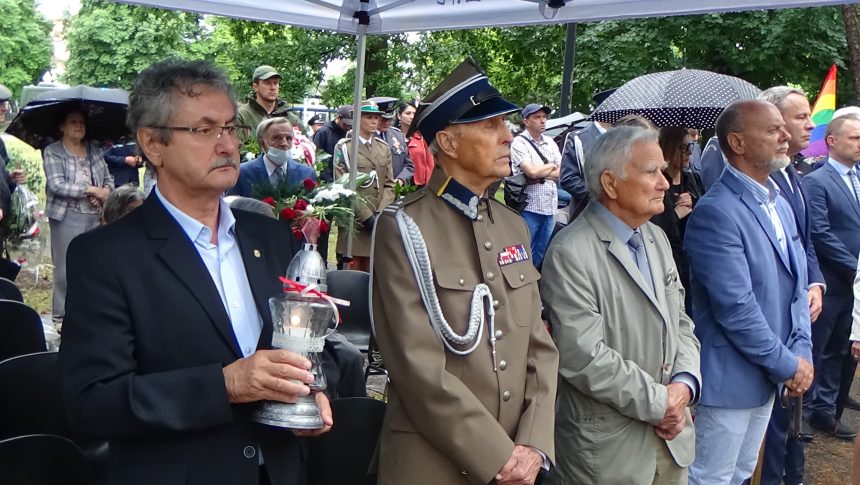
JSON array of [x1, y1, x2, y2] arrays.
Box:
[[266, 147, 292, 167]]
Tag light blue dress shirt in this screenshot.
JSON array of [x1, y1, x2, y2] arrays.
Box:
[[155, 186, 263, 357], [725, 164, 788, 257]]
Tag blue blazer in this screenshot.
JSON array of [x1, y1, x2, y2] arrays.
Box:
[[699, 136, 725, 192], [770, 164, 825, 287], [684, 168, 811, 408], [803, 160, 860, 296], [227, 155, 317, 198]]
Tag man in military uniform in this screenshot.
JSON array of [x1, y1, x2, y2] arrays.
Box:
[[236, 65, 300, 151], [333, 100, 394, 272], [371, 58, 559, 485], [373, 97, 414, 185]]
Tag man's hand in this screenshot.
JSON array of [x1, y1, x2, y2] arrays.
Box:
[[808, 285, 823, 322], [660, 382, 691, 427], [223, 349, 314, 404], [784, 357, 814, 396], [125, 155, 140, 168], [495, 445, 542, 485], [654, 419, 685, 441], [10, 169, 26, 185], [292, 393, 334, 437], [852, 341, 860, 360]]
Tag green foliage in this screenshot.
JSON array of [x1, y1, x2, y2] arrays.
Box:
[[0, 0, 53, 98], [212, 17, 353, 103], [63, 0, 207, 89], [3, 138, 45, 199]]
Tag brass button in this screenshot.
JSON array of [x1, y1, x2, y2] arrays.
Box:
[[493, 300, 500, 309], [476, 215, 484, 222], [243, 446, 256, 459], [458, 278, 465, 286], [519, 273, 525, 281], [484, 241, 493, 250], [502, 391, 511, 401], [494, 329, 503, 340], [487, 272, 495, 280], [499, 360, 507, 370]]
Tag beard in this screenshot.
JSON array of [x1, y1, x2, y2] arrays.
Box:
[[768, 154, 791, 171]]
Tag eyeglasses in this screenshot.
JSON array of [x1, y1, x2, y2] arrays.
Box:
[[154, 125, 250, 141]]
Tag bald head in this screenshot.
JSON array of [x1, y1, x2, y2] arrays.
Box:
[[715, 100, 791, 181]]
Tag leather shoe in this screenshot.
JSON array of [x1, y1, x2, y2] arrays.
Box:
[[809, 414, 858, 441], [845, 396, 860, 412], [799, 418, 815, 442]]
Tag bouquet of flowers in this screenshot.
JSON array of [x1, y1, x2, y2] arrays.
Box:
[[252, 173, 367, 244]]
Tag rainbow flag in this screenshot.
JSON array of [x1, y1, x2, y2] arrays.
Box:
[[802, 64, 837, 158]]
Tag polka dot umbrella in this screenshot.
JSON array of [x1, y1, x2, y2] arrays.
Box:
[[590, 69, 762, 129]]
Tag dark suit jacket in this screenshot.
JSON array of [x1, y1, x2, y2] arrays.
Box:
[[377, 127, 414, 182], [59, 194, 305, 485], [804, 160, 860, 296], [770, 164, 825, 287], [103, 142, 141, 187], [228, 155, 317, 198], [559, 122, 601, 210]]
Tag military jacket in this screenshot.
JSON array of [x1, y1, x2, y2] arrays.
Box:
[[376, 127, 414, 182], [333, 135, 395, 257], [371, 168, 559, 485]]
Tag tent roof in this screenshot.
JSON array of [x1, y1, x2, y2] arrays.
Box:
[[114, 0, 853, 35]]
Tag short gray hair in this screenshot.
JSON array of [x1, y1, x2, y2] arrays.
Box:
[[585, 126, 658, 198], [759, 86, 806, 111], [127, 59, 235, 148], [256, 117, 293, 146], [101, 184, 144, 224]]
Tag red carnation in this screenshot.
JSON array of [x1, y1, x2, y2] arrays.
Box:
[[319, 220, 330, 233], [294, 199, 309, 211], [303, 178, 317, 191], [280, 207, 296, 220], [262, 196, 276, 207]]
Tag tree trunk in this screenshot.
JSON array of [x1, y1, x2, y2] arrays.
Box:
[[843, 4, 860, 106]]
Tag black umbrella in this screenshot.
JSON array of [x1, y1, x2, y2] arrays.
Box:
[[5, 85, 130, 149], [590, 69, 762, 129]]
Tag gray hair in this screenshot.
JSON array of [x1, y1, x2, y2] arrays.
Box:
[[825, 113, 860, 141], [226, 196, 277, 219], [101, 184, 144, 224], [585, 126, 658, 198], [759, 86, 807, 111], [256, 117, 293, 147], [428, 138, 441, 157], [127, 59, 235, 148]]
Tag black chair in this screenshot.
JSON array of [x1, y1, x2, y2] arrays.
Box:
[[0, 300, 46, 362], [307, 397, 385, 485], [0, 434, 89, 485], [326, 270, 372, 351], [0, 351, 110, 485], [0, 277, 23, 302], [0, 351, 70, 439]]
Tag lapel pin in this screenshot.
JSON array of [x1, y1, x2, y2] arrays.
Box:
[[253, 249, 262, 258]]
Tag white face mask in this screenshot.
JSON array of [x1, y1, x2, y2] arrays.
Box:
[[266, 147, 291, 167]]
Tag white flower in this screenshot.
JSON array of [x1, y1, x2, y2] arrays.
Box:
[[290, 146, 305, 162]]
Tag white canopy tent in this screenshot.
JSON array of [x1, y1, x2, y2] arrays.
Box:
[[116, 0, 851, 34], [113, 0, 854, 257]]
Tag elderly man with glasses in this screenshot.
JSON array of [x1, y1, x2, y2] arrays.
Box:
[[59, 60, 332, 485]]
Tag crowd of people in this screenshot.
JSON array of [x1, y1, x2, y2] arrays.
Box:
[[1, 54, 860, 485]]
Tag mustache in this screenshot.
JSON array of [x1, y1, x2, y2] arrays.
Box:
[[208, 157, 238, 171]]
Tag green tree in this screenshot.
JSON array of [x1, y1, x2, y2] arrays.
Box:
[[63, 0, 206, 89], [0, 0, 53, 98]]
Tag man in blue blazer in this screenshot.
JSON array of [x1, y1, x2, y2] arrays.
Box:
[[803, 113, 860, 440], [759, 86, 824, 485], [228, 117, 316, 198], [685, 100, 813, 485]]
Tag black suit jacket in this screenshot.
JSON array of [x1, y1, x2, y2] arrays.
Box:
[[559, 122, 602, 217], [60, 194, 304, 485]]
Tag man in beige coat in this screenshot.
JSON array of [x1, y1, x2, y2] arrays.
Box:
[[334, 99, 395, 272], [371, 58, 559, 485], [542, 126, 701, 485]]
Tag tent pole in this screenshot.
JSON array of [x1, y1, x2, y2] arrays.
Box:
[[560, 22, 577, 116], [345, 22, 368, 261]]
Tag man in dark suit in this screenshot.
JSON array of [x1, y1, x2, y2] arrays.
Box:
[[228, 117, 316, 198], [803, 113, 860, 441], [759, 86, 824, 485], [558, 120, 607, 218], [59, 60, 332, 485], [103, 138, 142, 187], [312, 105, 351, 183]]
